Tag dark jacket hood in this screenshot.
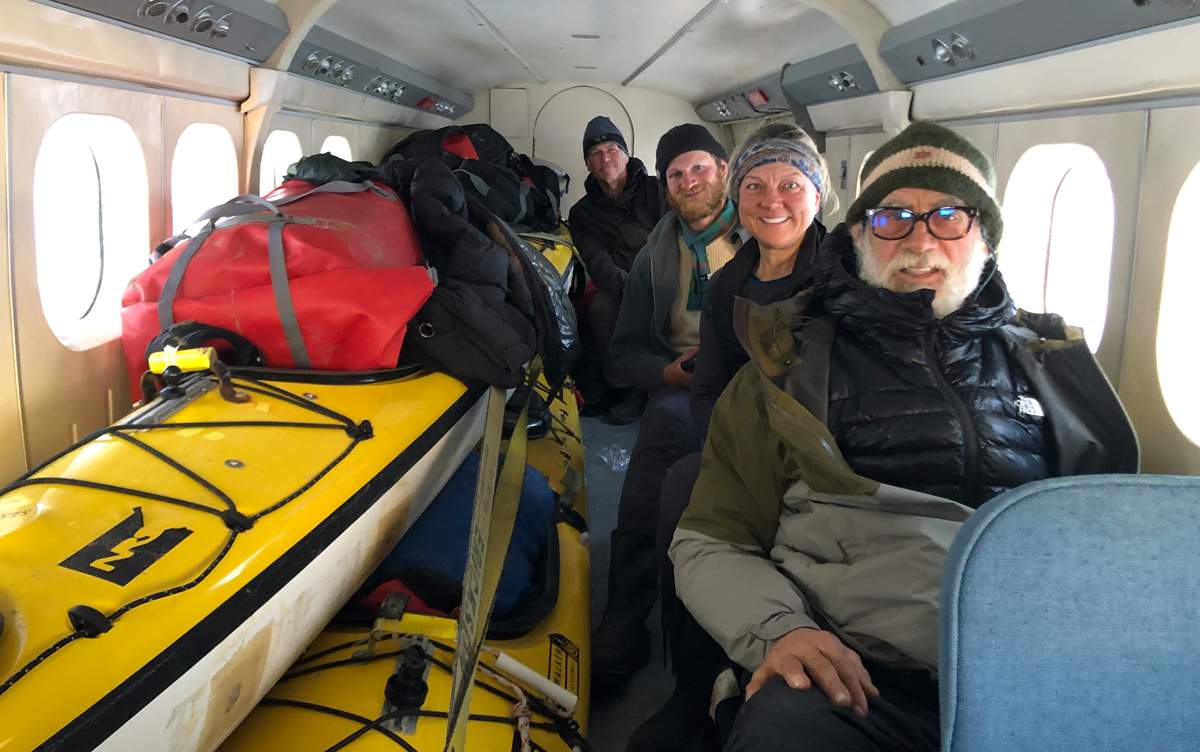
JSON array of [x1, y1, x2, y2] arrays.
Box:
[[815, 223, 1016, 346], [583, 157, 651, 206]]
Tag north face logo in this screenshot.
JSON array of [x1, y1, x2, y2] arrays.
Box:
[[914, 150, 932, 159]]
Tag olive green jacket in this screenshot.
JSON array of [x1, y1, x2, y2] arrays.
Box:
[[669, 292, 1139, 675]]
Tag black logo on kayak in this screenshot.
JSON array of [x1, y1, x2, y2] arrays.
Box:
[[59, 507, 193, 586], [548, 633, 580, 696]]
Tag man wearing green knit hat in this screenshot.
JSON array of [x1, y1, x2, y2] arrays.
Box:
[[668, 121, 1137, 751]]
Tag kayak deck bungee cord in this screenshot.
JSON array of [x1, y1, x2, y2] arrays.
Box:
[[0, 358, 488, 752], [219, 376, 591, 752]]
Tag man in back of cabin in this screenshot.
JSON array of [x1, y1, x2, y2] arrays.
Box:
[[669, 121, 1139, 751], [568, 116, 666, 424]]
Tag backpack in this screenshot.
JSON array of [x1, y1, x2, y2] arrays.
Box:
[[121, 180, 432, 400], [382, 124, 562, 233]]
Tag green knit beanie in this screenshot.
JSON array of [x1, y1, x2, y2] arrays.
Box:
[[847, 121, 1003, 247]]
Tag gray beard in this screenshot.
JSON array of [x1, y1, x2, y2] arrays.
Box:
[[854, 232, 989, 319]]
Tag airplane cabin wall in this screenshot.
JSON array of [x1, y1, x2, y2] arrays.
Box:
[[462, 83, 717, 212], [0, 74, 23, 483]]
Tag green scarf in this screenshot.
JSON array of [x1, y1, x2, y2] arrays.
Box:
[[680, 199, 736, 311]]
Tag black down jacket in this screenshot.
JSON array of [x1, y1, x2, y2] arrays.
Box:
[[817, 225, 1049, 509], [401, 159, 536, 388], [567, 158, 666, 300]]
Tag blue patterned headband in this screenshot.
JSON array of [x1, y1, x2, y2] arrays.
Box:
[[730, 137, 823, 199]]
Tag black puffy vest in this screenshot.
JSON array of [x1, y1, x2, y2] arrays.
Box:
[[817, 228, 1049, 509]]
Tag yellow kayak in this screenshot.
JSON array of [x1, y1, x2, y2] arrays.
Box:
[[0, 366, 487, 752], [219, 379, 592, 752]]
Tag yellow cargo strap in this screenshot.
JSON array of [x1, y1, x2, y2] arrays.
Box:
[[444, 359, 541, 752]]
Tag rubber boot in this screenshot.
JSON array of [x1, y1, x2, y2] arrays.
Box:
[[625, 597, 726, 752], [601, 388, 648, 426], [592, 529, 658, 686]]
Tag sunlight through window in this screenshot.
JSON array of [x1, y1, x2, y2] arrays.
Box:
[[320, 135, 353, 161], [260, 129, 302, 195], [34, 114, 148, 352], [856, 150, 875, 197], [1000, 144, 1115, 353], [1157, 159, 1200, 445], [172, 123, 238, 234]]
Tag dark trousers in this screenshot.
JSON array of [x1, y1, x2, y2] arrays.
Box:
[[657, 451, 703, 596], [615, 387, 701, 539], [587, 289, 628, 389], [724, 668, 940, 752]]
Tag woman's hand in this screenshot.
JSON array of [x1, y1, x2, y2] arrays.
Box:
[[746, 628, 879, 717]]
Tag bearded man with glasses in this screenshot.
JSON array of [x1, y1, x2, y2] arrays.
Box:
[[668, 121, 1138, 752]]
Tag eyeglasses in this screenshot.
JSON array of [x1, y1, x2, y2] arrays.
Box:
[[864, 206, 979, 241]]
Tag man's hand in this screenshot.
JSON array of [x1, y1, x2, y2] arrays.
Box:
[[746, 628, 879, 717], [663, 347, 699, 388]]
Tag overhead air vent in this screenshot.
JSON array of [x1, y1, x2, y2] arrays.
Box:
[[29, 0, 287, 63], [293, 27, 473, 119], [881, 0, 1200, 84], [780, 44, 879, 107]]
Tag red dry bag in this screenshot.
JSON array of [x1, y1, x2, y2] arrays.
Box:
[[120, 180, 434, 399]]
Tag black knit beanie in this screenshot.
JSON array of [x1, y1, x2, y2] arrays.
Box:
[[655, 124, 728, 180], [583, 116, 627, 159], [848, 121, 1003, 247]]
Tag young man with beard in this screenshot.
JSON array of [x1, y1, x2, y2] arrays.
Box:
[[670, 122, 1138, 752], [593, 123, 745, 689], [569, 116, 667, 424]]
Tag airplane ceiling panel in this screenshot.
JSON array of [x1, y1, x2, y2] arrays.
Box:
[[317, 0, 531, 92], [869, 0, 959, 26], [633, 0, 851, 104], [469, 0, 723, 87]]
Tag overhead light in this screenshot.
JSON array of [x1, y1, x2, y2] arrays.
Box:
[[574, 66, 597, 70], [932, 37, 955, 66], [339, 65, 355, 84], [571, 34, 600, 39], [714, 101, 731, 117], [208, 13, 231, 39], [827, 74, 844, 91]]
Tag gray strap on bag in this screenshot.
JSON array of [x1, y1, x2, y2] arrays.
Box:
[[455, 169, 491, 198], [158, 223, 215, 331], [267, 218, 312, 369], [514, 181, 531, 225], [156, 181, 382, 362]]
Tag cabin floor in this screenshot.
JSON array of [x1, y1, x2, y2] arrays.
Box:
[[581, 415, 706, 752]]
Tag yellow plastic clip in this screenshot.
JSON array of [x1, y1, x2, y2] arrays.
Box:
[[148, 346, 218, 375]]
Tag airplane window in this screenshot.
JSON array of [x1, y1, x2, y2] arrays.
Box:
[[856, 150, 876, 197], [171, 123, 238, 234], [1156, 158, 1200, 445], [260, 129, 303, 196], [1000, 144, 1115, 353], [33, 113, 149, 351], [320, 135, 353, 161]]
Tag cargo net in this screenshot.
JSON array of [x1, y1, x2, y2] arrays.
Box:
[[267, 634, 589, 752], [0, 373, 374, 697]]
